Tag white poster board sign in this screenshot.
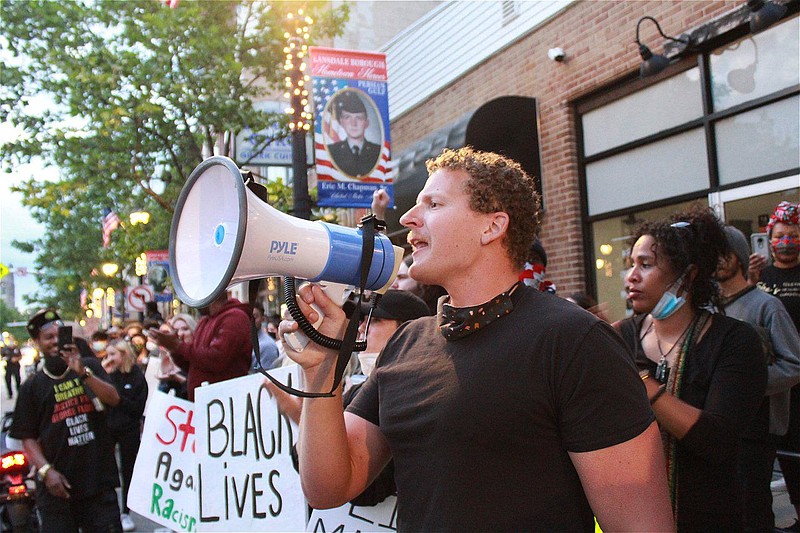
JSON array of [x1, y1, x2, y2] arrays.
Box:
[[194, 368, 305, 532], [307, 496, 398, 532], [128, 390, 200, 531]]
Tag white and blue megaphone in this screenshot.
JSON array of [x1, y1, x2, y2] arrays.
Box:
[[169, 156, 404, 310]]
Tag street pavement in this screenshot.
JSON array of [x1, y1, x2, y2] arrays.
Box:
[[2, 367, 798, 532]]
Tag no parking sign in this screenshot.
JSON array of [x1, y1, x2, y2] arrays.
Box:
[[127, 285, 155, 312]]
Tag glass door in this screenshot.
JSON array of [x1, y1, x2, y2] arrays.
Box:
[[711, 176, 799, 238]]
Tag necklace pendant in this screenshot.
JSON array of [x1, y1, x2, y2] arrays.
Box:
[[655, 357, 669, 384]]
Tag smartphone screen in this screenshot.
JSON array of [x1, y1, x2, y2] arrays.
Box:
[[750, 232, 772, 266], [58, 325, 73, 351]]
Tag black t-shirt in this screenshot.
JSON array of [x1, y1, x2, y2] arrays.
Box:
[[348, 287, 653, 532], [106, 366, 148, 435], [618, 313, 766, 531], [758, 263, 800, 334], [9, 357, 120, 499]]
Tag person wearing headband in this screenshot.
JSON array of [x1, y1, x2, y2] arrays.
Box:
[[751, 200, 800, 531], [9, 308, 123, 532], [281, 147, 673, 531], [617, 206, 767, 531]]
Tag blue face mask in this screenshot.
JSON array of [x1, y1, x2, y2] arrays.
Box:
[[650, 272, 688, 320]]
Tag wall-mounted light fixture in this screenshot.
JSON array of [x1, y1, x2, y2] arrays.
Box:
[[747, 0, 787, 33], [635, 16, 691, 78], [726, 38, 759, 94]]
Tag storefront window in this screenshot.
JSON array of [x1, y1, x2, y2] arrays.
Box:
[[715, 95, 800, 184], [591, 200, 697, 323], [582, 68, 702, 156], [710, 17, 799, 111], [586, 128, 707, 216]]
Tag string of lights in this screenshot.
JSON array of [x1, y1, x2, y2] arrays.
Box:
[[284, 9, 313, 132]]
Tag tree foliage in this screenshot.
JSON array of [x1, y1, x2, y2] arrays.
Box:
[[1, 0, 348, 319], [0, 299, 27, 341]]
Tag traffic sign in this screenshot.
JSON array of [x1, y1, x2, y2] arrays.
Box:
[[127, 285, 155, 312], [0, 263, 9, 279]]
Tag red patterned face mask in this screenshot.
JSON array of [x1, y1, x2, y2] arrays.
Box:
[[771, 235, 800, 257]]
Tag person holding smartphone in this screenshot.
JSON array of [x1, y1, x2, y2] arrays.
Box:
[[749, 201, 800, 532], [9, 309, 123, 533]]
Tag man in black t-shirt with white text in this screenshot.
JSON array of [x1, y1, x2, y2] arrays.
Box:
[[10, 309, 123, 533]]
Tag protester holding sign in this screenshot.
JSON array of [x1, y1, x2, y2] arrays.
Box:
[[280, 147, 674, 531]]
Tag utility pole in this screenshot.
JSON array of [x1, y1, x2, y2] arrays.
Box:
[[284, 9, 314, 220]]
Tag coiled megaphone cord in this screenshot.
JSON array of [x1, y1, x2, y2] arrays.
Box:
[[284, 277, 370, 352]]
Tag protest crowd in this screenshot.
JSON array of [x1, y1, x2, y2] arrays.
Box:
[[3, 149, 799, 532]]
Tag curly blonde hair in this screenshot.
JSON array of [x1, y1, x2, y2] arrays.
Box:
[[425, 147, 541, 268]]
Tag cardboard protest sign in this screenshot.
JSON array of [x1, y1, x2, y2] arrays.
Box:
[[194, 368, 305, 532], [128, 390, 199, 531], [307, 495, 398, 532]]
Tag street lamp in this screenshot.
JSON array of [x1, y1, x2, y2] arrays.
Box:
[[134, 252, 148, 321], [101, 262, 119, 276], [92, 287, 106, 328], [130, 211, 151, 225]]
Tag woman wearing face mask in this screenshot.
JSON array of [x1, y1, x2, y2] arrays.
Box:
[[749, 200, 800, 531], [128, 333, 150, 370], [615, 205, 767, 531], [102, 340, 148, 532], [90, 330, 109, 358]]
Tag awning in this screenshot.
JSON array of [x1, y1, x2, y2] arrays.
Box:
[[385, 95, 541, 240]]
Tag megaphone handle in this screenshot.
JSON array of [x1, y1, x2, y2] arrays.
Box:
[[284, 303, 324, 352]]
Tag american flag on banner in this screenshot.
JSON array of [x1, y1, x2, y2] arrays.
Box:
[[312, 78, 396, 184], [102, 208, 121, 248]]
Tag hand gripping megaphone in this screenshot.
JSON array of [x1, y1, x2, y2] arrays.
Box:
[[169, 156, 403, 308], [169, 156, 404, 397]]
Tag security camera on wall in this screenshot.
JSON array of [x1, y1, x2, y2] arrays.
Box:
[[548, 47, 566, 62]]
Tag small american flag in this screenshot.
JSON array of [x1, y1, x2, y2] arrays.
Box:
[[102, 208, 121, 248], [162, 0, 180, 8], [313, 78, 346, 144]]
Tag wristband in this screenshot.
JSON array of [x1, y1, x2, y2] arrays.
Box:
[[38, 463, 52, 481], [650, 384, 667, 405]]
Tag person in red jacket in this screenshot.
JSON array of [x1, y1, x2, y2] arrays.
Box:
[[149, 294, 252, 401]]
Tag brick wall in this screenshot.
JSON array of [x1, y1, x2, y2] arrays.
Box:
[[389, 0, 739, 296]]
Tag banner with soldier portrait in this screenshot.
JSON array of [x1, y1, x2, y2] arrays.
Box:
[[309, 47, 394, 208]]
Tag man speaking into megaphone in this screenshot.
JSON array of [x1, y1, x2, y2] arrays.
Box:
[[279, 147, 675, 531]]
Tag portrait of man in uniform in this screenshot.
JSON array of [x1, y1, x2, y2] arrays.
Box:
[[326, 90, 382, 178]]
